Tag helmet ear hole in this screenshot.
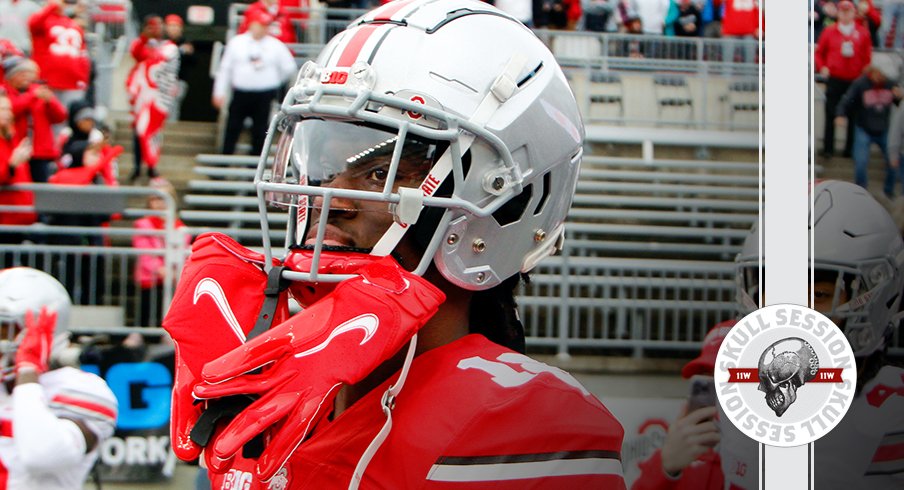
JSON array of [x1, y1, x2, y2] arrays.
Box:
[[532, 172, 551, 216], [492, 184, 532, 227]]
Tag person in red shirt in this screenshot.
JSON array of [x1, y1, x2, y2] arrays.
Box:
[[0, 91, 36, 239], [126, 14, 179, 184], [815, 0, 872, 158], [533, 0, 583, 29], [238, 0, 298, 44], [27, 0, 90, 113], [720, 0, 760, 69], [2, 57, 67, 183]]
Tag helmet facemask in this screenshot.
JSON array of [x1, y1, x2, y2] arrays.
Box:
[[0, 316, 22, 381], [812, 259, 901, 357], [0, 268, 73, 381]]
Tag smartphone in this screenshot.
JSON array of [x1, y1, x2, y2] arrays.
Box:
[[687, 374, 716, 412]]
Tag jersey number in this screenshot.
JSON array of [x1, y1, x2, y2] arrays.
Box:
[[458, 353, 590, 396], [866, 374, 904, 407], [49, 26, 83, 58]]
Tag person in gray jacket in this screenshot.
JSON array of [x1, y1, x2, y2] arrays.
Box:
[[888, 102, 904, 186]]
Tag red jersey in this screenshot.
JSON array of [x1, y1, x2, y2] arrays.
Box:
[[4, 82, 68, 160], [0, 130, 35, 226], [815, 23, 873, 82], [632, 449, 724, 490], [280, 0, 310, 24], [28, 3, 90, 91], [208, 334, 626, 489], [721, 0, 759, 37], [815, 365, 904, 489], [238, 1, 298, 44]]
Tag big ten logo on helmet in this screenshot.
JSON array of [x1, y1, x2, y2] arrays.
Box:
[[321, 69, 349, 85], [715, 304, 856, 447]]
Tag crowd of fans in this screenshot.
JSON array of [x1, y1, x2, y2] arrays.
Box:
[[814, 0, 904, 201], [0, 0, 193, 323], [0, 0, 121, 240], [0, 0, 900, 321]]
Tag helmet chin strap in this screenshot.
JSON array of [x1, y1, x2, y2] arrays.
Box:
[[349, 334, 418, 490], [369, 54, 528, 258]]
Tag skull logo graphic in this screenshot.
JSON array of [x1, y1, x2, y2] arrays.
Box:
[[757, 338, 819, 417]]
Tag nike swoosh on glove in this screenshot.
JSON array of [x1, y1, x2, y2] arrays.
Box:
[[193, 256, 445, 481], [162, 232, 289, 462], [16, 307, 56, 375]]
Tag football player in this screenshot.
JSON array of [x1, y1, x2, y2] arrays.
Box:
[[163, 0, 627, 488], [737, 180, 904, 489], [0, 267, 118, 489]]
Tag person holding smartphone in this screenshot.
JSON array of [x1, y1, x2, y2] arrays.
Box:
[[633, 320, 757, 490], [1, 56, 66, 183]]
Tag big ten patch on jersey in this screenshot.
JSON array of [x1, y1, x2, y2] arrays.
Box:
[[220, 468, 254, 490], [212, 454, 292, 490]]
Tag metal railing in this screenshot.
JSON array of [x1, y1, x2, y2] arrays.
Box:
[[534, 30, 760, 76], [0, 185, 189, 328], [519, 254, 739, 358], [212, 5, 762, 132], [88, 0, 135, 43]]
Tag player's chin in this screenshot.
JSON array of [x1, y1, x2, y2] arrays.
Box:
[[305, 238, 352, 247]]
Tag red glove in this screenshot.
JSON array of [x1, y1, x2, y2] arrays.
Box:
[[193, 256, 445, 481], [16, 307, 57, 375], [283, 248, 381, 307], [162, 233, 289, 462]]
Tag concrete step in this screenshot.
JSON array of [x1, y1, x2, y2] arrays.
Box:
[[112, 129, 217, 148]]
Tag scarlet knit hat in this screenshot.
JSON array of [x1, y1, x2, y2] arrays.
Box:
[[681, 319, 736, 379]]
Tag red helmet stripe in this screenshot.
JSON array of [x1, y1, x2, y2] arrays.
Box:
[[336, 24, 381, 67], [371, 0, 418, 21]]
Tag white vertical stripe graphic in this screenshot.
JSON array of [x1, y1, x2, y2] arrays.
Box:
[[427, 458, 623, 482], [763, 0, 810, 487]]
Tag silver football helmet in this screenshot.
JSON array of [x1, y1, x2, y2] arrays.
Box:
[[736, 181, 904, 356], [0, 267, 72, 376], [256, 0, 583, 290]]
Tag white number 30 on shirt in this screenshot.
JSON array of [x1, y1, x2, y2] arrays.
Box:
[[458, 353, 591, 396], [49, 26, 83, 58]]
